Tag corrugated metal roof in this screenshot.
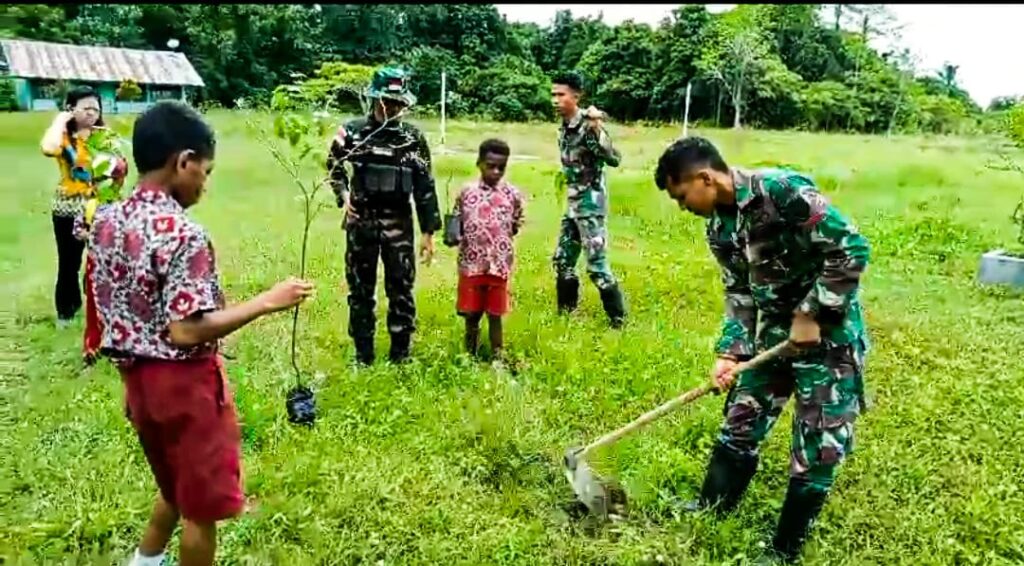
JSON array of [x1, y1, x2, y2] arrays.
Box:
[[0, 39, 205, 87]]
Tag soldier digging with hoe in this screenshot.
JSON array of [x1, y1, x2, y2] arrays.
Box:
[[328, 68, 442, 365], [550, 71, 627, 327], [654, 137, 870, 563]]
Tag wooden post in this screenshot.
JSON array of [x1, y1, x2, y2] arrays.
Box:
[[440, 69, 447, 147], [682, 80, 692, 138]]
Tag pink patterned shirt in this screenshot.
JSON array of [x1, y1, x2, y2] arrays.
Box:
[[89, 183, 224, 361], [455, 179, 525, 279]]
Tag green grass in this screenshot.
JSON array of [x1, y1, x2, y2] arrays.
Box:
[[2, 109, 1024, 565]]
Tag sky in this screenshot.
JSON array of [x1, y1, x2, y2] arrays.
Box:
[[494, 4, 1024, 108]]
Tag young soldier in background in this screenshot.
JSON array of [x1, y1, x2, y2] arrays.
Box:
[[550, 71, 627, 328]]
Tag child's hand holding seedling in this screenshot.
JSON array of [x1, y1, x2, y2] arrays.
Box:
[[261, 277, 316, 314]]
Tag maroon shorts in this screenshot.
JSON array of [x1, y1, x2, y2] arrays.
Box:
[[457, 274, 510, 316], [119, 355, 244, 523]]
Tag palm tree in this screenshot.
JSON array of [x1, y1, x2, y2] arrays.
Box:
[[938, 62, 959, 94]]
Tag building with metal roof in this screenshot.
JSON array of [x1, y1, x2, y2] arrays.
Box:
[[1, 38, 205, 113]]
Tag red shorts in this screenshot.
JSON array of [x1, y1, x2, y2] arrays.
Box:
[[457, 274, 510, 316], [119, 355, 244, 523]]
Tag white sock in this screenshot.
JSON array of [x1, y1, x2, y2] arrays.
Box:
[[130, 548, 166, 566]]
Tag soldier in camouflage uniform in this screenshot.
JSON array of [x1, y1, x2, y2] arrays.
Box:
[[550, 72, 627, 327], [327, 67, 441, 365], [654, 137, 870, 562]]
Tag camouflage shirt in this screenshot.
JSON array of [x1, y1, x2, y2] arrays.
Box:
[[558, 109, 621, 218], [327, 114, 441, 234], [708, 168, 871, 359]]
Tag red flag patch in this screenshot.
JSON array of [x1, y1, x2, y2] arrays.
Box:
[[800, 191, 829, 228]]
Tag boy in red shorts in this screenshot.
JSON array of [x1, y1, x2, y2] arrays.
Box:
[[450, 139, 525, 363], [88, 101, 314, 566]]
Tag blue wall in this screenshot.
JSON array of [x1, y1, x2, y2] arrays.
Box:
[[13, 78, 31, 111], [15, 80, 188, 113]]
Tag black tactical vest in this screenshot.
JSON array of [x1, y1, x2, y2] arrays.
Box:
[[346, 119, 422, 198]]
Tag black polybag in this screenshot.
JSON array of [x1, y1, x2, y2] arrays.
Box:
[[286, 385, 316, 426]]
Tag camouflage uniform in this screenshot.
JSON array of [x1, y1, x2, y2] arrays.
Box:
[[695, 168, 870, 560], [327, 68, 441, 364], [553, 109, 627, 326]]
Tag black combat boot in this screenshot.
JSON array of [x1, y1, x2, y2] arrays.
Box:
[[770, 478, 830, 563], [389, 333, 412, 364], [354, 337, 375, 366], [556, 277, 580, 314], [599, 283, 627, 328], [681, 443, 759, 515]]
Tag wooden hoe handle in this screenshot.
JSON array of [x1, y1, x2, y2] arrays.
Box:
[[578, 341, 793, 458]]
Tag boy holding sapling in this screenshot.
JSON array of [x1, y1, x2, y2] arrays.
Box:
[[88, 101, 314, 566], [445, 139, 525, 365]]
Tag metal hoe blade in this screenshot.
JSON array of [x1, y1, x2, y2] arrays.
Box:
[[559, 341, 794, 521], [564, 446, 621, 521]]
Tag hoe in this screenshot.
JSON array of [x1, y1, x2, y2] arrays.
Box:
[[562, 340, 794, 520]]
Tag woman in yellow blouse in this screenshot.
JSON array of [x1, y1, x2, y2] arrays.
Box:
[[40, 86, 106, 328]]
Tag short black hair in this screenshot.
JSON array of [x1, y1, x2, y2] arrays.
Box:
[[551, 70, 584, 93], [654, 136, 729, 190], [478, 138, 510, 162], [64, 85, 104, 130], [132, 101, 216, 174]]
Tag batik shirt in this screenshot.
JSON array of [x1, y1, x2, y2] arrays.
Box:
[[708, 168, 871, 359], [43, 132, 93, 217], [454, 179, 525, 279], [89, 183, 225, 361]]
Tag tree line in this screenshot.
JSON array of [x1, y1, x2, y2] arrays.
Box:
[[2, 4, 1020, 135]]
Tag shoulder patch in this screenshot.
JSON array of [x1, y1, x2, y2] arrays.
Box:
[[799, 190, 830, 229], [332, 125, 347, 147]]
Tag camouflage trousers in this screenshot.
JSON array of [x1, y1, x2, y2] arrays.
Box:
[[718, 320, 868, 494], [552, 215, 617, 290], [345, 214, 417, 341]]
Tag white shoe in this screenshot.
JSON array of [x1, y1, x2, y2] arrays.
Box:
[[127, 549, 169, 566], [56, 318, 72, 330]]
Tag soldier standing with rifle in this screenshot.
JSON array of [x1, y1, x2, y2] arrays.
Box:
[[327, 68, 441, 365]]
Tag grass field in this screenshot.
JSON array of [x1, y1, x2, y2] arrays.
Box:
[[2, 109, 1023, 565]]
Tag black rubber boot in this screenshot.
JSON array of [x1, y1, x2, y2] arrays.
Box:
[[556, 277, 580, 314], [354, 337, 374, 366], [599, 283, 627, 328], [770, 479, 829, 563], [389, 333, 412, 364], [685, 443, 759, 515]]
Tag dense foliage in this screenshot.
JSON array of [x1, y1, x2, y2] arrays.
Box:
[[1, 4, 1020, 132], [115, 78, 142, 102], [0, 78, 16, 111]]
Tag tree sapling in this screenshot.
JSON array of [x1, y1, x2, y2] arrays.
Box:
[[244, 83, 413, 425]]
